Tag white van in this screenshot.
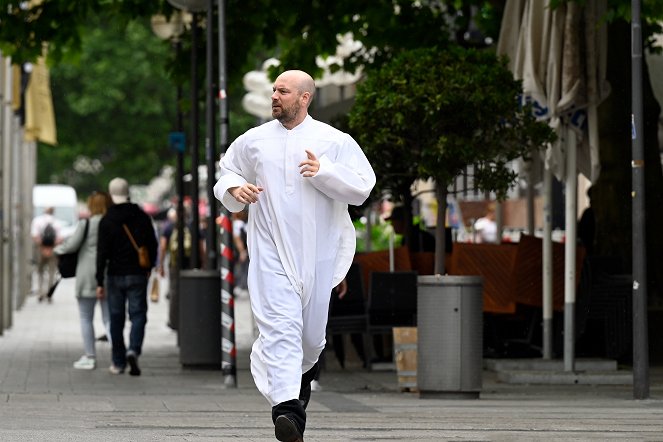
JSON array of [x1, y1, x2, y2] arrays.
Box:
[[33, 184, 79, 239]]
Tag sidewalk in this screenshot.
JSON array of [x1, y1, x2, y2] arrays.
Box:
[[1, 278, 663, 441]]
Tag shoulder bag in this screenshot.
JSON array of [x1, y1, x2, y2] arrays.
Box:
[[57, 219, 89, 278], [123, 224, 151, 269]]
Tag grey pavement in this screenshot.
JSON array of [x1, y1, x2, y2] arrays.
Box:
[[2, 278, 663, 441]]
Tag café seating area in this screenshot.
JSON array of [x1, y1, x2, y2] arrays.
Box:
[[325, 235, 621, 366]]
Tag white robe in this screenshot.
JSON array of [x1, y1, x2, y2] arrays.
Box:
[[214, 115, 375, 406]]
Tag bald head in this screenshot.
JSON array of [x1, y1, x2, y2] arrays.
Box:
[[276, 70, 316, 104], [272, 69, 316, 129]]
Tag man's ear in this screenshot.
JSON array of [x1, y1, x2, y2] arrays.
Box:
[[301, 91, 311, 106]]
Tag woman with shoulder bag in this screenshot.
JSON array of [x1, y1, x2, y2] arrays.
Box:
[[54, 191, 114, 370]]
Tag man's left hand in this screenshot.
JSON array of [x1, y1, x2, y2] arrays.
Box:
[[299, 150, 320, 177]]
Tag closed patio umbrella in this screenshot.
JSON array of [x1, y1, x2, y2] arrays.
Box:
[[497, 0, 610, 368]]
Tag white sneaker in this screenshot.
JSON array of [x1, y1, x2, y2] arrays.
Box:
[[108, 364, 125, 375], [310, 380, 322, 392], [73, 355, 96, 370]]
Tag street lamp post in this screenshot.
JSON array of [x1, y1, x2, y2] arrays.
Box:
[[166, 0, 207, 270], [204, 0, 217, 270], [189, 13, 201, 269], [215, 0, 237, 388], [166, 0, 235, 378], [631, 0, 649, 400], [150, 12, 186, 272], [166, 0, 218, 271]]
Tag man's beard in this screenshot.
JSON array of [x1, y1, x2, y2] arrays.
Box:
[[273, 100, 300, 124]]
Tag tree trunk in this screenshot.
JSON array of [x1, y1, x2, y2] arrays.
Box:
[[595, 19, 663, 302], [402, 191, 415, 251], [435, 186, 448, 275]]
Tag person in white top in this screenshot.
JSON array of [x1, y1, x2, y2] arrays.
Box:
[[214, 69, 375, 442], [474, 202, 498, 243], [30, 206, 63, 301]]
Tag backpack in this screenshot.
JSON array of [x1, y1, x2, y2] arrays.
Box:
[[41, 223, 56, 247]]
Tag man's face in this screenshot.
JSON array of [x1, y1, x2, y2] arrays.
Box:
[[271, 75, 302, 124]]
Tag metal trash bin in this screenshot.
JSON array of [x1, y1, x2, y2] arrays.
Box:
[[178, 269, 221, 367], [417, 275, 483, 398]]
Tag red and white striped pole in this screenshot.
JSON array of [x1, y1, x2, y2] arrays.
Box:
[[216, 0, 237, 388], [217, 212, 237, 387]]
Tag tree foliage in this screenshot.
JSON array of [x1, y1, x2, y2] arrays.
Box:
[[33, 10, 256, 194], [0, 1, 164, 64], [1, 0, 500, 194], [40, 15, 176, 193], [0, 1, 501, 79], [1, 1, 662, 82], [3, 1, 663, 280], [349, 46, 555, 272], [350, 46, 554, 199]]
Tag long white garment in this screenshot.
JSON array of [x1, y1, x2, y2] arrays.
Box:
[[214, 115, 375, 406]]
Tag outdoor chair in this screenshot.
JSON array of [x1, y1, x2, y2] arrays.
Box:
[[326, 263, 369, 368], [365, 271, 418, 368]]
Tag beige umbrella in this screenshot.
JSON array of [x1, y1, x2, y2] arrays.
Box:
[[497, 0, 610, 367]]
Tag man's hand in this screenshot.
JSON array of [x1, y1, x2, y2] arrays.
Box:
[[229, 184, 264, 204], [299, 150, 320, 177], [96, 286, 105, 300], [335, 278, 348, 299]]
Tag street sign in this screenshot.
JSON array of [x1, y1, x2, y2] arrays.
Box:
[[168, 131, 186, 153]]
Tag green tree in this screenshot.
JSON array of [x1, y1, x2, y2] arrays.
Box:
[[349, 46, 554, 273], [40, 16, 176, 194], [0, 1, 163, 64], [0, 1, 500, 81], [3, 0, 663, 291]]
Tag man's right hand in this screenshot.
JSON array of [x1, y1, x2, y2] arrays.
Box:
[[229, 184, 264, 204]]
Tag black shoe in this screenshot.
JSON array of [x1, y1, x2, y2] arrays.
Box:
[[274, 415, 303, 442], [96, 335, 108, 342], [127, 351, 141, 376]]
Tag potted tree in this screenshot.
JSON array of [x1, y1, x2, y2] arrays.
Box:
[[348, 45, 554, 397]]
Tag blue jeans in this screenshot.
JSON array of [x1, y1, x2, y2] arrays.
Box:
[[107, 274, 148, 368], [78, 297, 111, 358]]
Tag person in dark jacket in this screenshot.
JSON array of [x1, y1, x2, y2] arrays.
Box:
[[96, 177, 158, 376]]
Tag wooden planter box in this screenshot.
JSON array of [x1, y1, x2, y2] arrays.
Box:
[[393, 327, 418, 392]]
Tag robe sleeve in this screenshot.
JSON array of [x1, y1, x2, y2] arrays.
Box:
[[308, 133, 376, 206], [213, 137, 249, 213]]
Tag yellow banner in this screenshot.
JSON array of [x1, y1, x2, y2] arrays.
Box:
[[24, 56, 57, 146], [11, 64, 21, 111]]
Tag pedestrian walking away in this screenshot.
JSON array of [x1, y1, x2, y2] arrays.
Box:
[[31, 206, 65, 302], [214, 69, 376, 441], [231, 209, 250, 298], [55, 191, 114, 370], [96, 177, 158, 376], [157, 206, 194, 331]]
